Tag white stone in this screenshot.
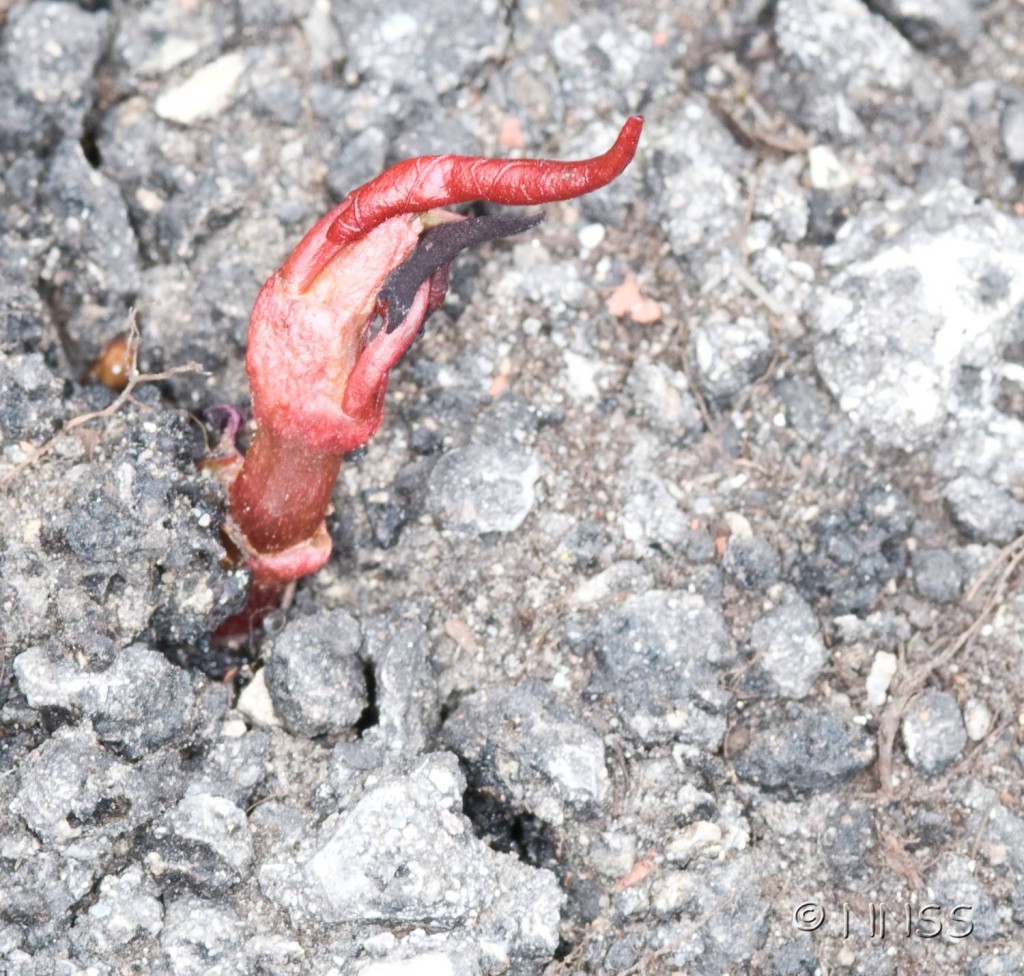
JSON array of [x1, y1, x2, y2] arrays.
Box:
[[235, 669, 281, 728], [866, 650, 898, 706], [964, 698, 992, 741], [808, 145, 853, 189], [154, 52, 246, 125], [562, 349, 603, 400], [665, 821, 723, 864], [360, 953, 456, 976], [578, 223, 606, 250]]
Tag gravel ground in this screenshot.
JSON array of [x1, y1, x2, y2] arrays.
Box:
[[2, 0, 1024, 973]]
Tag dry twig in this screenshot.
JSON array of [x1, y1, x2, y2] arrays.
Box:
[[874, 532, 1024, 797], [0, 314, 203, 489]]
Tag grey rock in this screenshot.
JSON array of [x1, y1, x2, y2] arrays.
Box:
[[934, 411, 1024, 495], [467, 392, 543, 450], [113, 0, 235, 81], [618, 470, 692, 553], [793, 484, 912, 614], [509, 240, 590, 311], [190, 210, 286, 342], [185, 730, 269, 807], [589, 827, 634, 880], [577, 590, 734, 748], [691, 314, 772, 403], [625, 356, 704, 441], [807, 186, 853, 245], [325, 125, 388, 203], [909, 806, 954, 849], [39, 140, 141, 366], [389, 107, 481, 162], [352, 937, 487, 976], [15, 643, 198, 760], [260, 753, 563, 968], [318, 738, 390, 811], [901, 688, 966, 775], [241, 48, 307, 131], [645, 98, 750, 284], [0, 2, 111, 153], [0, 234, 47, 353], [925, 854, 998, 940], [776, 376, 833, 444], [70, 864, 163, 961], [981, 805, 1024, 928], [330, 0, 508, 96], [4, 0, 1021, 970], [732, 703, 877, 791], [93, 99, 197, 258], [772, 0, 939, 142], [146, 793, 254, 893], [652, 856, 770, 969], [547, 14, 653, 124], [248, 799, 315, 866], [984, 803, 1024, 877], [0, 398, 246, 658], [870, 0, 982, 53], [602, 933, 645, 973], [427, 444, 541, 535], [569, 560, 656, 607], [749, 591, 826, 698], [723, 537, 782, 590], [765, 933, 820, 975], [944, 474, 1024, 545], [552, 519, 613, 571], [98, 99, 261, 276], [360, 613, 440, 757], [0, 352, 66, 442], [970, 953, 1024, 976], [1003, 96, 1024, 175], [441, 681, 609, 827], [362, 486, 408, 549], [263, 609, 366, 738], [813, 181, 1024, 449], [11, 724, 183, 857], [242, 932, 307, 975], [0, 829, 94, 954], [160, 895, 245, 976], [911, 548, 964, 603], [238, 0, 314, 34], [752, 158, 811, 244], [819, 800, 877, 876]]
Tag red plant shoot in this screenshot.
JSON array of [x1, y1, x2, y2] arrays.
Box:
[[324, 115, 644, 250], [210, 117, 644, 620]]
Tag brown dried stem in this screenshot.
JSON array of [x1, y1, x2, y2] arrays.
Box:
[[1, 314, 203, 489], [874, 532, 1024, 798]]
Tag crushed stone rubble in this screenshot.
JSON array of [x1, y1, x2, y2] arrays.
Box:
[[2, 0, 1024, 973]]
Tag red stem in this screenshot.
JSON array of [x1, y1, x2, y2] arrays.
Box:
[[227, 427, 342, 555], [326, 116, 644, 247]]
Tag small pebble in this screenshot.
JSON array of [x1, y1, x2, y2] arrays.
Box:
[[1003, 98, 1024, 172], [235, 670, 280, 728], [665, 821, 722, 865], [578, 223, 606, 250], [154, 52, 246, 125], [912, 548, 964, 603], [963, 698, 992, 741], [865, 651, 898, 707], [901, 689, 967, 774], [808, 145, 853, 190]]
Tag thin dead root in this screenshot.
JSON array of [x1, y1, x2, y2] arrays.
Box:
[[0, 312, 204, 488], [874, 531, 1024, 798]]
